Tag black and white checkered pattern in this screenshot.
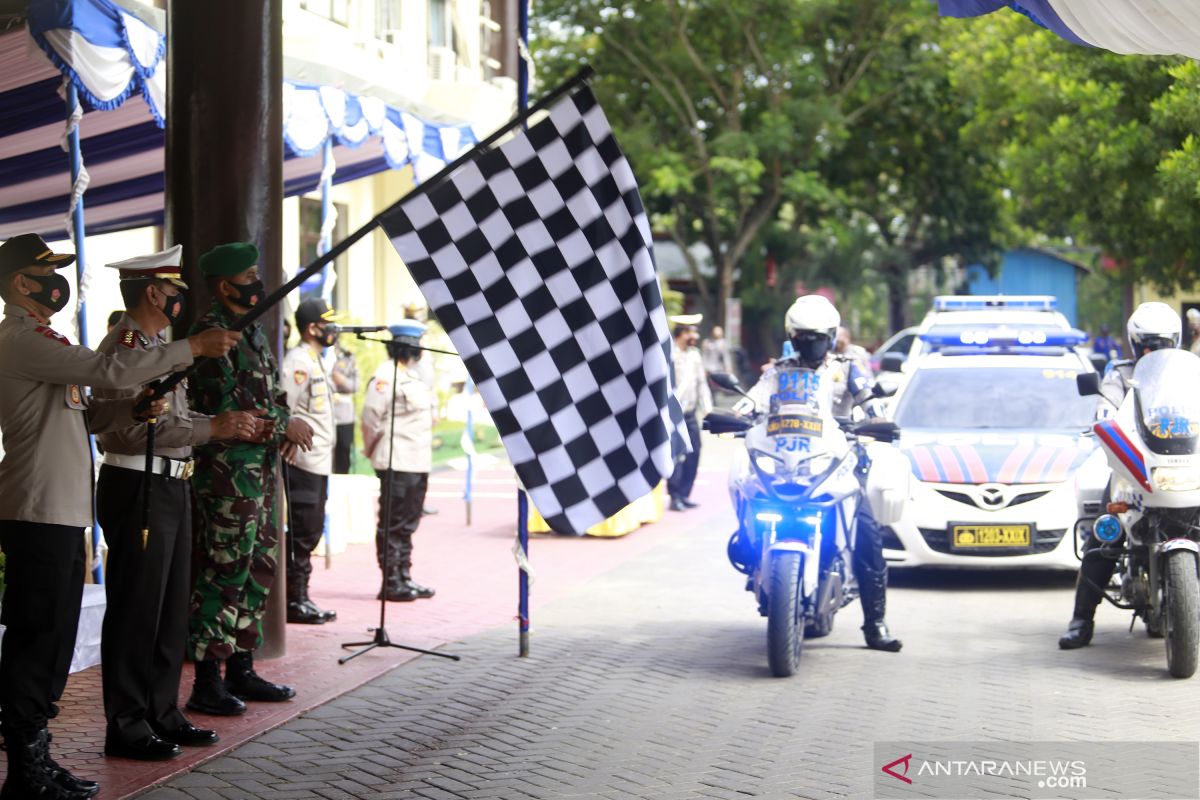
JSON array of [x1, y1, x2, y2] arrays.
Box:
[[381, 86, 689, 535]]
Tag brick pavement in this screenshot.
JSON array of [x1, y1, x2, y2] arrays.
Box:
[[138, 437, 1200, 800]]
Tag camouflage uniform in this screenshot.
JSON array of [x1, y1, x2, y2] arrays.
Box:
[[187, 300, 289, 662]]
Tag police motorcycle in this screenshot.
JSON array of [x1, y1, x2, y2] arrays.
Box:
[[1078, 348, 1200, 678], [704, 361, 907, 677]]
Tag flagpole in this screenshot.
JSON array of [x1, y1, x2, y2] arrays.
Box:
[[463, 377, 475, 527], [516, 0, 532, 659]]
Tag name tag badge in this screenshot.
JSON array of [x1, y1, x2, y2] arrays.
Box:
[[65, 384, 86, 410]]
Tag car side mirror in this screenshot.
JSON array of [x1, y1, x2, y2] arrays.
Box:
[[879, 352, 906, 373], [1077, 372, 1101, 397], [872, 382, 897, 399], [1088, 353, 1108, 373], [852, 419, 900, 443], [703, 411, 753, 435], [708, 372, 742, 393]]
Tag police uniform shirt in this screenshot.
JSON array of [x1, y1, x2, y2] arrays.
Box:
[[361, 361, 433, 474], [94, 312, 213, 458], [1097, 360, 1134, 419], [671, 346, 712, 416], [0, 304, 194, 527], [282, 343, 336, 475]]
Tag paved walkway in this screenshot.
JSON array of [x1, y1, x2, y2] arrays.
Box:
[[138, 439, 1200, 799]]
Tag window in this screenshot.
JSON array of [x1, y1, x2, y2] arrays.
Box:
[[299, 198, 350, 309], [301, 0, 350, 26], [428, 0, 449, 48], [375, 0, 402, 42]]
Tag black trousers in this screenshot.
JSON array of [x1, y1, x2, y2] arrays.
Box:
[[667, 412, 701, 500], [333, 423, 354, 474], [374, 470, 428, 573], [285, 466, 328, 590], [0, 521, 86, 737], [852, 506, 889, 622], [96, 465, 191, 742]]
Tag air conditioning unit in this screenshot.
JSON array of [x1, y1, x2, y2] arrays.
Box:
[[428, 46, 456, 81]]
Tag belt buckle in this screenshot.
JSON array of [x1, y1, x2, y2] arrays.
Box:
[[180, 460, 194, 481]]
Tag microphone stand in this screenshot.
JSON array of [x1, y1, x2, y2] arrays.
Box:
[[339, 334, 460, 665]]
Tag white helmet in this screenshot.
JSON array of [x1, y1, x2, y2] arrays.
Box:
[[784, 295, 840, 368], [1126, 301, 1181, 358]]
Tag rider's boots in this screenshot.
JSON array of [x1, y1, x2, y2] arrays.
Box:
[[858, 564, 902, 652]]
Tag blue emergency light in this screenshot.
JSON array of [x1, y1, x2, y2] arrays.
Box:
[[932, 295, 1058, 312], [918, 326, 1088, 349]]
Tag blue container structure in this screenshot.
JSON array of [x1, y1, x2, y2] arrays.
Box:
[[966, 248, 1089, 326]]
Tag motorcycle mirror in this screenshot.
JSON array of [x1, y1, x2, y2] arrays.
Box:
[[852, 419, 901, 443], [702, 411, 753, 435], [879, 352, 906, 373], [871, 381, 897, 399], [1076, 372, 1101, 397], [708, 372, 743, 393]]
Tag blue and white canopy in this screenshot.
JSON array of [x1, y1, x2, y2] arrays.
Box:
[[938, 1, 1200, 59], [1, 0, 482, 240]]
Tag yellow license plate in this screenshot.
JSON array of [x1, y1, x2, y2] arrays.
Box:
[[767, 414, 823, 437], [951, 525, 1031, 548]]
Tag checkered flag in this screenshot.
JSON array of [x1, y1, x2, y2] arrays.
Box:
[[381, 82, 689, 534]]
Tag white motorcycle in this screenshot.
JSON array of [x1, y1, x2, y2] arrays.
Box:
[[1078, 348, 1200, 678], [705, 364, 908, 677]]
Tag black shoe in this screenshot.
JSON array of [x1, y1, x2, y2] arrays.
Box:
[[378, 583, 419, 602], [680, 498, 699, 509], [422, 506, 438, 516], [669, 497, 686, 512], [2, 729, 94, 800], [39, 730, 99, 797], [104, 732, 181, 761], [304, 599, 337, 622], [186, 661, 247, 717], [862, 620, 903, 652], [403, 579, 435, 599], [287, 600, 326, 625], [152, 722, 219, 747], [1058, 618, 1095, 650], [225, 652, 296, 703]]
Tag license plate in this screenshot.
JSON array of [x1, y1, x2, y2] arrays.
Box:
[[950, 524, 1032, 548], [767, 413, 823, 437]]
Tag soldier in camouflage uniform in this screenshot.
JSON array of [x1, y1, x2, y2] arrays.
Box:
[[185, 242, 314, 716]]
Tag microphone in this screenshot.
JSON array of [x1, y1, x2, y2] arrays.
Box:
[[334, 325, 387, 334]]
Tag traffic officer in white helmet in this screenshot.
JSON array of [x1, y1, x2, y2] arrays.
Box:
[[743, 295, 901, 652]]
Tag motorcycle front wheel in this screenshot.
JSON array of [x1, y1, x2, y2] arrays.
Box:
[[766, 551, 804, 677], [1163, 549, 1200, 679]]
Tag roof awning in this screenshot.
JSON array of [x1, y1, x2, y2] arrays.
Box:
[[1, 0, 483, 240], [937, 1, 1200, 59]]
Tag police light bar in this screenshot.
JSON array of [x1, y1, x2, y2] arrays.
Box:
[[932, 295, 1058, 312], [918, 326, 1088, 348]]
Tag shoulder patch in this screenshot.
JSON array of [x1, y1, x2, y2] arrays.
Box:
[[376, 378, 389, 393], [120, 329, 137, 348], [34, 325, 70, 346], [293, 369, 308, 385]]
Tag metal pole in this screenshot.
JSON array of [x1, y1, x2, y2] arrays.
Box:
[[464, 378, 474, 527], [516, 0, 530, 658], [66, 83, 103, 584], [319, 137, 334, 301]]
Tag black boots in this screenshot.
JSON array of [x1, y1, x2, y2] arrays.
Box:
[[224, 652, 295, 703], [862, 620, 903, 652], [2, 728, 98, 799], [377, 566, 435, 602], [858, 565, 903, 652], [287, 577, 337, 625], [1058, 618, 1095, 649], [186, 660, 246, 717]]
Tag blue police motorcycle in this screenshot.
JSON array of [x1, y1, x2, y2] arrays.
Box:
[[705, 364, 905, 677]]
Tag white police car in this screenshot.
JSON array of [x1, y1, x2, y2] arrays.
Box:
[[881, 328, 1108, 569]]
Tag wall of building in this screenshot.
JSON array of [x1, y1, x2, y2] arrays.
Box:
[[966, 248, 1082, 325]]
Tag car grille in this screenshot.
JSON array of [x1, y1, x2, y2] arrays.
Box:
[[918, 528, 1067, 556], [934, 489, 1050, 508]]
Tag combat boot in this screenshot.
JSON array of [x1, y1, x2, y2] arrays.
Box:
[[377, 567, 417, 601], [859, 566, 902, 652], [1058, 618, 1095, 649], [225, 652, 295, 703], [399, 566, 435, 600], [1, 728, 94, 799], [186, 659, 246, 716], [286, 577, 325, 625], [39, 730, 99, 796]]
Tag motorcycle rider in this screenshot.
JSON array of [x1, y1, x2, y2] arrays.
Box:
[[743, 295, 901, 652], [1059, 301, 1182, 649]]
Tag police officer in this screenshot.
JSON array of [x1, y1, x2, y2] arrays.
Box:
[[362, 321, 435, 601], [743, 295, 901, 652], [667, 314, 712, 511], [94, 246, 261, 761], [1059, 302, 1182, 649], [0, 233, 239, 798], [281, 298, 339, 624], [185, 242, 312, 716]]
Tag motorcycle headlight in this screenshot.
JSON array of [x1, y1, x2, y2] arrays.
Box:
[[1152, 466, 1200, 493], [754, 455, 778, 476], [798, 453, 834, 477]]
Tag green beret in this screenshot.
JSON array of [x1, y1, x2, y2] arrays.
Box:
[[199, 242, 259, 277]]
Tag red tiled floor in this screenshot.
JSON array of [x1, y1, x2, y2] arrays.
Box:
[[1, 467, 726, 799]]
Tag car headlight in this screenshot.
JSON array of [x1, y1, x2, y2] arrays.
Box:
[[1152, 466, 1200, 493], [754, 455, 778, 475]]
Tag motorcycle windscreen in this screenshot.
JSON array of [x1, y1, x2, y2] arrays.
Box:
[[1132, 349, 1200, 455]]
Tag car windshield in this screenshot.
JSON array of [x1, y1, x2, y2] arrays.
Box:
[[893, 366, 1098, 430]]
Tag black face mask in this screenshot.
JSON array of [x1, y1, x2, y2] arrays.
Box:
[[23, 273, 71, 314], [791, 332, 832, 368], [317, 326, 336, 348], [158, 290, 186, 326], [225, 279, 265, 309]]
